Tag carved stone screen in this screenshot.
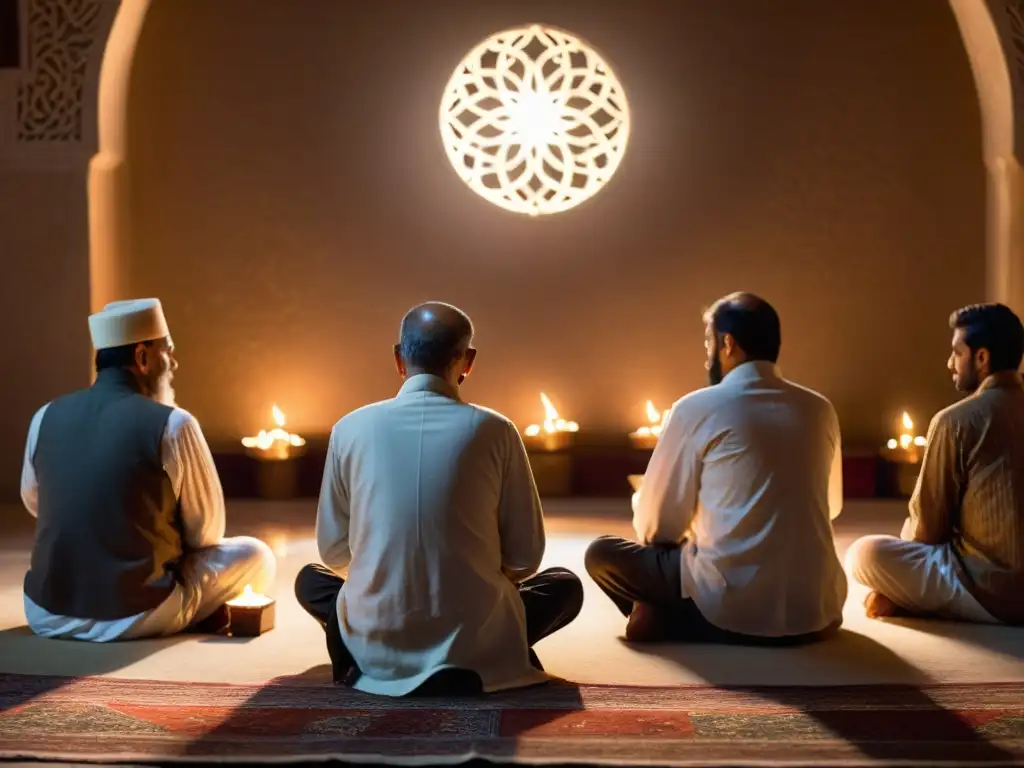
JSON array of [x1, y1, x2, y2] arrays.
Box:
[[439, 24, 630, 216]]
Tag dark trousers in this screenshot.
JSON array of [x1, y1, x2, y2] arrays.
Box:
[[584, 535, 836, 646], [294, 563, 584, 693]]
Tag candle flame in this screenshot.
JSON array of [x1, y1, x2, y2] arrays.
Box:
[[525, 392, 579, 436], [226, 583, 272, 607], [629, 399, 669, 441], [644, 400, 660, 424], [540, 392, 559, 422], [242, 405, 306, 451], [885, 409, 927, 456]]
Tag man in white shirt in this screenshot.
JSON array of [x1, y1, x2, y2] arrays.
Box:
[[586, 292, 847, 644], [22, 299, 275, 641], [296, 302, 583, 696]]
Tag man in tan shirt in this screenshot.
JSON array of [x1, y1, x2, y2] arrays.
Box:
[[847, 303, 1024, 625]]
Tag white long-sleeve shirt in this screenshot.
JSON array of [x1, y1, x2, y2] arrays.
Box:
[[633, 360, 847, 637], [21, 403, 226, 641], [317, 374, 548, 696]]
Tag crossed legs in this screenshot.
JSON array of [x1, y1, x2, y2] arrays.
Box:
[[845, 535, 999, 623], [294, 564, 584, 689]]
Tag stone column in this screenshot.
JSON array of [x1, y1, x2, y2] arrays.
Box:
[[87, 0, 151, 313], [950, 0, 1024, 315], [986, 155, 1024, 314]]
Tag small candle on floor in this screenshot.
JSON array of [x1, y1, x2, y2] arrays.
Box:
[[225, 584, 276, 636]]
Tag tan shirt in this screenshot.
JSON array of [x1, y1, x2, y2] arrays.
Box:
[[316, 374, 548, 696], [633, 361, 847, 637], [904, 372, 1024, 625]]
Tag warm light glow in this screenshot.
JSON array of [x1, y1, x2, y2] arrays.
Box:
[[242, 404, 306, 457], [439, 24, 630, 216], [226, 584, 272, 608], [525, 392, 579, 435], [629, 400, 667, 447], [269, 534, 289, 558], [885, 410, 927, 461], [644, 400, 660, 424]]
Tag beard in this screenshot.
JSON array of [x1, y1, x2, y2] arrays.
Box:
[[708, 340, 724, 386], [954, 361, 980, 394], [148, 371, 176, 406]]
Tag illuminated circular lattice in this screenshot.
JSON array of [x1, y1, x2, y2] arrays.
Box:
[[439, 24, 630, 216]]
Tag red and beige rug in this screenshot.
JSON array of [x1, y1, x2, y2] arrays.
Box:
[[0, 673, 1022, 765]]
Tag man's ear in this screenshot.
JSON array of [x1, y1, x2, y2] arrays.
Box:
[[719, 333, 736, 358], [133, 343, 149, 373], [463, 348, 477, 377], [393, 344, 405, 377], [976, 347, 991, 372]]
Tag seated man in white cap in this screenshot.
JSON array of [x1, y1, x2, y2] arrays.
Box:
[[20, 298, 276, 640]]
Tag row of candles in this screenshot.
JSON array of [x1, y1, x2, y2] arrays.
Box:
[[229, 400, 929, 624], [243, 396, 928, 462]]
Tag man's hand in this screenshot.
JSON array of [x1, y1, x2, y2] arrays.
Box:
[[502, 566, 533, 585]]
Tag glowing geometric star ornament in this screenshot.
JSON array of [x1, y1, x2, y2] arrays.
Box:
[[439, 24, 631, 216]]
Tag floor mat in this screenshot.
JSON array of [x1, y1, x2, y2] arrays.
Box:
[[1, 673, 1022, 765]]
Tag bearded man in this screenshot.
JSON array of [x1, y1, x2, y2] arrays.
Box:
[[21, 299, 275, 640], [585, 292, 847, 644], [847, 303, 1024, 626]]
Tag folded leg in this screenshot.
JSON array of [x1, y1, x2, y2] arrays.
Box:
[[124, 536, 276, 638], [294, 563, 358, 684], [845, 535, 998, 623], [584, 535, 683, 616]]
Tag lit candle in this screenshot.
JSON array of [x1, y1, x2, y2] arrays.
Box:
[[225, 583, 276, 637], [882, 411, 927, 464], [629, 400, 666, 450], [242, 404, 307, 461], [523, 392, 579, 451], [226, 584, 273, 608]]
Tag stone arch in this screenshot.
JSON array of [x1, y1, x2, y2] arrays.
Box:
[[949, 0, 1024, 314], [84, 1, 1022, 313]]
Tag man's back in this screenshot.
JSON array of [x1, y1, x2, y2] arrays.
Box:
[[318, 374, 546, 695], [927, 374, 1024, 623], [25, 369, 180, 621], [650, 361, 846, 636]]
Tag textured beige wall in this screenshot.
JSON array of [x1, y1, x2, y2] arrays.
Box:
[[119, 0, 986, 451], [0, 172, 91, 502], [0, 0, 988, 504]]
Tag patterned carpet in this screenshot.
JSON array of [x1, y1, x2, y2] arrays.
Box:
[[0, 674, 1022, 765]]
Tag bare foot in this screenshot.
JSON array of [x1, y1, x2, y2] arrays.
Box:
[[625, 602, 672, 642], [863, 591, 905, 619]]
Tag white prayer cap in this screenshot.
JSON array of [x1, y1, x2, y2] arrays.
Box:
[[88, 298, 170, 350]]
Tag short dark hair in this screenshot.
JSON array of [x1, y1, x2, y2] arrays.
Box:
[[704, 292, 781, 363], [949, 302, 1024, 373], [95, 340, 153, 373], [398, 304, 474, 373]]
